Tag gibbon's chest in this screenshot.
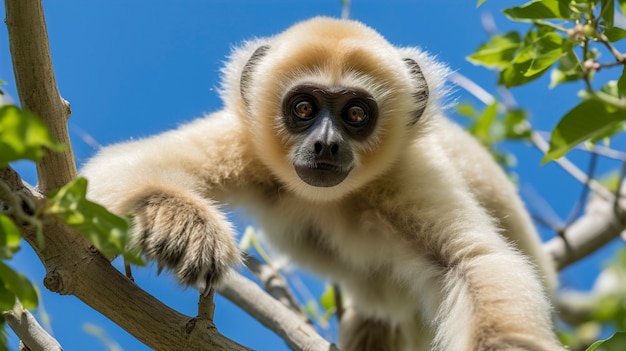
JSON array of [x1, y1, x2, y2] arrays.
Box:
[[249, 194, 427, 321]]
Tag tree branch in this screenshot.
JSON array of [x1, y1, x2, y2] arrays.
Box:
[[5, 0, 75, 192], [218, 273, 339, 351], [243, 255, 308, 323], [545, 192, 626, 270], [1, 168, 251, 351], [3, 301, 63, 351]]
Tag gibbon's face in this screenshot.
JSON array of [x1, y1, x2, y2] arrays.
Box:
[[240, 18, 428, 202], [281, 83, 378, 188]]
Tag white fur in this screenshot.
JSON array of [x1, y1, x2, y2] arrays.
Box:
[[82, 17, 564, 351]]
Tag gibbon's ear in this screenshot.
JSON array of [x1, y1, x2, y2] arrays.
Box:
[[240, 45, 270, 107], [402, 57, 429, 125]]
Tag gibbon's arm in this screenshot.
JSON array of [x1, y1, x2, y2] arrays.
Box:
[[387, 130, 561, 351], [81, 111, 251, 291]]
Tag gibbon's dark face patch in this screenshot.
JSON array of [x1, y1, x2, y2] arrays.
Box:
[[282, 84, 378, 187]]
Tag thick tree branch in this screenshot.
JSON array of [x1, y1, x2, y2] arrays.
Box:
[[5, 0, 75, 192], [1, 167, 251, 351], [3, 301, 63, 351]]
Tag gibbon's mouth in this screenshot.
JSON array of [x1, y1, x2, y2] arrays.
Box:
[[293, 162, 352, 187]]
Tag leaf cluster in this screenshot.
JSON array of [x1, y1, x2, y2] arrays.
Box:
[[471, 0, 626, 162], [0, 103, 143, 349], [457, 101, 531, 169]]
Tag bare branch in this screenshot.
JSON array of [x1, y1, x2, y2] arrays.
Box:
[[565, 153, 598, 226], [340, 0, 350, 20], [244, 255, 308, 323], [545, 193, 626, 270], [530, 131, 615, 203], [219, 272, 340, 351], [448, 72, 495, 105], [4, 301, 63, 351]]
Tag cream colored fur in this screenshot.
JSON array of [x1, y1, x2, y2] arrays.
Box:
[[82, 17, 564, 351]]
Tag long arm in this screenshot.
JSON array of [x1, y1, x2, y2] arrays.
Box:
[[81, 111, 252, 291], [397, 138, 563, 351]]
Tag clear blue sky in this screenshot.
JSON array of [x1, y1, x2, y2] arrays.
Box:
[[1, 1, 624, 350]]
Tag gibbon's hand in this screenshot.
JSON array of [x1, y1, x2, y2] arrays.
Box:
[[123, 187, 239, 293]]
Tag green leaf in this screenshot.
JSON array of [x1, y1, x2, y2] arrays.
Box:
[[618, 65, 626, 97], [503, 109, 531, 139], [238, 226, 255, 252], [46, 177, 144, 265], [319, 284, 336, 312], [601, 0, 615, 28], [0, 215, 21, 260], [83, 323, 123, 351], [605, 27, 626, 42], [503, 0, 571, 21], [456, 103, 477, 118], [0, 285, 15, 311], [0, 322, 8, 351], [467, 32, 521, 69], [544, 99, 626, 162], [469, 101, 498, 145], [0, 105, 65, 167], [500, 32, 566, 88], [477, 0, 487, 6], [0, 262, 38, 309], [586, 332, 626, 351], [302, 300, 320, 320], [550, 49, 584, 88]]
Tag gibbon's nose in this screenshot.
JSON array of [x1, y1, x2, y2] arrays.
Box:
[[313, 140, 340, 158], [311, 113, 343, 160]]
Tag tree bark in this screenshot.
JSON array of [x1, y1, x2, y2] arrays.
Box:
[[5, 0, 75, 192]]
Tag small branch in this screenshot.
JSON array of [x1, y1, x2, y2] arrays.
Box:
[[332, 283, 344, 322], [197, 289, 215, 321], [530, 131, 615, 202], [545, 191, 626, 270], [448, 72, 495, 105], [598, 33, 626, 64], [243, 255, 307, 323], [565, 152, 598, 226], [340, 0, 350, 20], [219, 272, 339, 351], [3, 301, 64, 351]]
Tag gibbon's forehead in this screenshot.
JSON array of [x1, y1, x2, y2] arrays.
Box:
[[268, 18, 406, 96]]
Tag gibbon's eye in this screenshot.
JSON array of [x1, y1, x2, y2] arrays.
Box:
[[342, 103, 369, 126], [294, 100, 316, 119], [344, 105, 366, 124]]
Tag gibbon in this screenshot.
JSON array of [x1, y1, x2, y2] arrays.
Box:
[[82, 17, 565, 351]]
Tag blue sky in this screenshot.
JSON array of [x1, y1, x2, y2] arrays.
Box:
[[2, 1, 625, 350]]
